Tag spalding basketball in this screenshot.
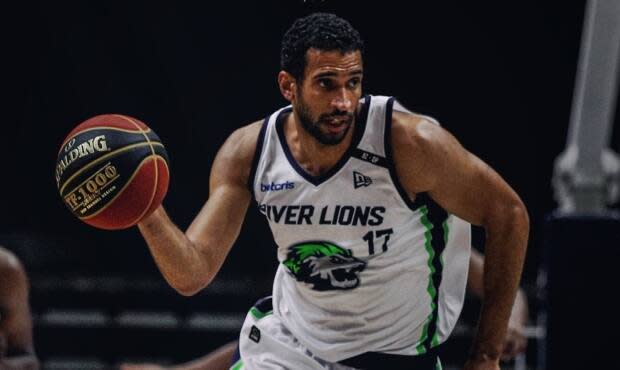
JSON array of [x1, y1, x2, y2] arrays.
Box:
[[55, 114, 170, 230]]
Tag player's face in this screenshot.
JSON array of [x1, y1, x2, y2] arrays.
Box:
[[294, 49, 363, 145]]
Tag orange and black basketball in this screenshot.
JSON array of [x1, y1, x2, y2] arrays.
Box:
[[55, 114, 170, 230]]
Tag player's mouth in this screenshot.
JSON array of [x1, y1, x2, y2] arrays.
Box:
[[323, 117, 351, 134]]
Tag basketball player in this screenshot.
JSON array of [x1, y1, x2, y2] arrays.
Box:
[[136, 13, 529, 370], [120, 249, 529, 370], [0, 247, 39, 370]]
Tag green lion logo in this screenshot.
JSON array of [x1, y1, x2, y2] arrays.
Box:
[[283, 241, 367, 291]]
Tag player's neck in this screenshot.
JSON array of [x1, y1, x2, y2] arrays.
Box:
[[285, 113, 355, 177]]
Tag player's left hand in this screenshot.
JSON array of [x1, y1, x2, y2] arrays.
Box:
[[501, 289, 529, 361]]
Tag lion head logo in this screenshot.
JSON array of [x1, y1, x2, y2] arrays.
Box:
[[283, 241, 367, 291]]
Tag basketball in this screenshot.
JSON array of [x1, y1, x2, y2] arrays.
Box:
[[55, 114, 170, 230]]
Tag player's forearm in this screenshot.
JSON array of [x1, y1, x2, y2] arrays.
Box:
[[470, 202, 529, 361], [0, 355, 39, 370], [138, 206, 211, 296]]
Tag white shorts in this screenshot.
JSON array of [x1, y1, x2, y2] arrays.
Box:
[[231, 297, 443, 370]]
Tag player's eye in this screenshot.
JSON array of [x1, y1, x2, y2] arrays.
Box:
[[347, 78, 361, 88], [318, 78, 333, 89], [330, 256, 344, 263]]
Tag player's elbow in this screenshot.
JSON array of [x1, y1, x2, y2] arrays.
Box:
[[172, 285, 200, 297], [501, 199, 530, 247], [167, 270, 211, 296], [510, 199, 530, 236], [170, 242, 216, 296], [484, 196, 530, 242], [176, 287, 199, 297], [171, 280, 205, 297]]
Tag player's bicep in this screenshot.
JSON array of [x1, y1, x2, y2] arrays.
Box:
[[422, 125, 524, 227], [394, 115, 522, 227], [186, 124, 258, 253], [435, 153, 518, 226]]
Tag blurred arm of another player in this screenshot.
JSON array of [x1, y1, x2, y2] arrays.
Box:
[[391, 111, 529, 370], [137, 121, 263, 296], [0, 247, 39, 370], [119, 340, 237, 370], [468, 248, 529, 361]]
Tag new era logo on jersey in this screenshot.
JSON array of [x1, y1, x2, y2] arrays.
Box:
[[249, 325, 261, 343], [353, 171, 372, 188], [260, 181, 295, 192]]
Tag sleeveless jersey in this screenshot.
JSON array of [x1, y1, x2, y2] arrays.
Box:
[[249, 95, 471, 362]]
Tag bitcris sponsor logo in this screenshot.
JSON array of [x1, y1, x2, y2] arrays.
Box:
[[260, 181, 295, 192]]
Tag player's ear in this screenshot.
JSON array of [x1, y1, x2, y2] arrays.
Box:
[[278, 71, 296, 102]]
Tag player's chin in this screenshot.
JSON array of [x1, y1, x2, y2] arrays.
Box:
[[319, 131, 347, 145]]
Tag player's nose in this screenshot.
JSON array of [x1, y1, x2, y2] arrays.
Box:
[[331, 89, 353, 111]]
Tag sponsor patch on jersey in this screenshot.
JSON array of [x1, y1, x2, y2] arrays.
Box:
[[249, 325, 261, 343], [260, 181, 295, 192], [353, 171, 372, 188], [283, 241, 367, 291]]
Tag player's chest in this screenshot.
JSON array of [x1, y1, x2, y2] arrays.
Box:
[[255, 165, 401, 228]]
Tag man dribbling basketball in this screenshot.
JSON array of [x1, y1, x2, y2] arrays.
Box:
[[136, 13, 529, 370]]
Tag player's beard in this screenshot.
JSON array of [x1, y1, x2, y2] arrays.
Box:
[[295, 94, 354, 146]]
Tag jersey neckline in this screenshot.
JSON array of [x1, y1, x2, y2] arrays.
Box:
[[275, 95, 371, 187]]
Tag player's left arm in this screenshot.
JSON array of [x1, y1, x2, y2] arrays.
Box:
[[468, 249, 529, 361], [0, 249, 39, 370], [391, 112, 529, 369]]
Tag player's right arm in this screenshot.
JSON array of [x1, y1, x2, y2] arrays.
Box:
[[137, 121, 263, 296]]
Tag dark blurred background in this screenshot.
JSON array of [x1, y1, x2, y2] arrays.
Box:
[[1, 0, 617, 369]]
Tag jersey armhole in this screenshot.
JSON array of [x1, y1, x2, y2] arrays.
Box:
[[247, 117, 269, 199], [383, 97, 420, 211]]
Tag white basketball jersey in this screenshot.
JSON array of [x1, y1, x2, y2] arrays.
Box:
[[250, 95, 471, 363]]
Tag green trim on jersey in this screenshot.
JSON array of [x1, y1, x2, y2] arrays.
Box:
[[230, 359, 243, 370], [435, 357, 443, 370], [250, 307, 273, 320], [430, 219, 450, 348], [416, 206, 437, 354]]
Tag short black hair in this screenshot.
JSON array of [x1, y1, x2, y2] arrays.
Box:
[[280, 13, 364, 81]]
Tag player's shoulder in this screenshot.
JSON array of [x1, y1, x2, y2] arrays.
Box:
[[231, 120, 264, 141], [220, 120, 264, 161], [389, 109, 461, 193], [391, 110, 450, 155], [212, 120, 265, 186]]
